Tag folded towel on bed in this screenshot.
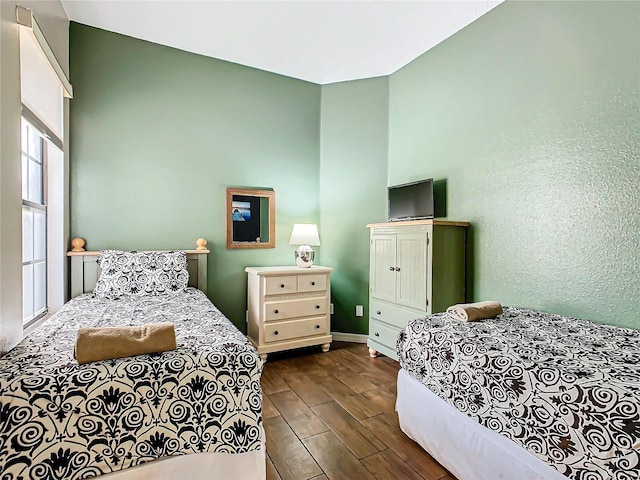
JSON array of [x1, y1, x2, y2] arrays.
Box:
[[74, 322, 176, 364], [446, 301, 503, 322]]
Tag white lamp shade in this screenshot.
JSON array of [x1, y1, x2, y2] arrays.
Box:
[[289, 224, 320, 246]]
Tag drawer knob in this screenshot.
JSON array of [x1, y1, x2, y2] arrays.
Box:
[[280, 283, 285, 288], [274, 330, 279, 336], [315, 305, 320, 309], [315, 324, 320, 329], [376, 310, 381, 315], [389, 266, 394, 271], [375, 332, 380, 337], [311, 281, 316, 286], [274, 309, 279, 314], [396, 267, 401, 272]]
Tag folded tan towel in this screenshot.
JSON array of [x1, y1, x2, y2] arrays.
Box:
[[74, 322, 176, 364], [446, 301, 503, 322]]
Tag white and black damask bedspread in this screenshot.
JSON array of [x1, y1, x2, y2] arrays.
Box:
[[0, 288, 263, 479], [397, 307, 640, 480]]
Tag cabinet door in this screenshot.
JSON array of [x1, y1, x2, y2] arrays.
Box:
[[396, 232, 428, 311], [370, 234, 396, 303]]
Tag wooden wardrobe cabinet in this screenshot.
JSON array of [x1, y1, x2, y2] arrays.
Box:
[[366, 220, 468, 360]]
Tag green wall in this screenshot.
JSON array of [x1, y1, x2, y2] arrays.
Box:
[[319, 78, 389, 333], [69, 24, 321, 331], [70, 0, 640, 335], [388, 1, 640, 327]]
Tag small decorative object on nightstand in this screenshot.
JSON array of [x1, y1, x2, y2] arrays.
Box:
[[289, 224, 320, 268], [245, 265, 332, 361]]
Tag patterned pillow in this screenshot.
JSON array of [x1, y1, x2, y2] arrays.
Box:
[[94, 250, 189, 299]]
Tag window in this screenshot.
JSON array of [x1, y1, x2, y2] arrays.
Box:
[[18, 7, 71, 331], [21, 118, 48, 326]]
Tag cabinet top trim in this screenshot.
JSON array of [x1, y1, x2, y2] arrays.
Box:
[[366, 219, 469, 228], [245, 265, 333, 275]]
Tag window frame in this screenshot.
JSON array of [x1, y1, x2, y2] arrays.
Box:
[[21, 114, 50, 328]]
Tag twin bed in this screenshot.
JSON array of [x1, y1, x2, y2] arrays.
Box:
[[0, 245, 266, 480], [396, 307, 640, 480], [3, 243, 639, 480]]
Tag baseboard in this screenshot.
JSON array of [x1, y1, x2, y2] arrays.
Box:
[[331, 332, 368, 343]]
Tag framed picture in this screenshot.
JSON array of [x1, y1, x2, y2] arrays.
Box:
[[232, 201, 251, 221], [226, 188, 276, 249]]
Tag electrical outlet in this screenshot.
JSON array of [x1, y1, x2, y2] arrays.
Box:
[[355, 305, 364, 317], [330, 303, 334, 315]]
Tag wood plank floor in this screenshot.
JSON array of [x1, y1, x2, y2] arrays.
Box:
[[262, 342, 455, 480]]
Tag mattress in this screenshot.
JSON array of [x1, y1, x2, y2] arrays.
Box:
[[396, 368, 568, 480], [0, 288, 263, 479], [396, 307, 640, 479]]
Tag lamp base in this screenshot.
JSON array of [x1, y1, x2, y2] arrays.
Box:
[[294, 245, 315, 268]]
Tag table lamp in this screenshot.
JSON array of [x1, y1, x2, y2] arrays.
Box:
[[289, 224, 320, 268]]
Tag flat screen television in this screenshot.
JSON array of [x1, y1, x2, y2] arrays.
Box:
[[388, 178, 434, 221]]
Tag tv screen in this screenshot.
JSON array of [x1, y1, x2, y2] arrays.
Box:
[[388, 179, 434, 221]]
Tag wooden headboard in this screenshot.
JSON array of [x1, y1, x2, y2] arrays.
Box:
[[66, 238, 210, 298]]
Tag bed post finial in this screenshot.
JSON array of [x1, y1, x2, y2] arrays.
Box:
[[71, 237, 86, 252], [196, 238, 208, 250]]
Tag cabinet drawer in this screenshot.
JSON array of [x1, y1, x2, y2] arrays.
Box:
[[370, 300, 424, 330], [369, 319, 403, 351], [264, 276, 297, 295], [265, 316, 329, 343], [265, 297, 327, 321], [297, 274, 327, 293]]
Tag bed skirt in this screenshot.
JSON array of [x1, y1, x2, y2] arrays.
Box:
[[396, 369, 567, 480], [98, 429, 265, 480]]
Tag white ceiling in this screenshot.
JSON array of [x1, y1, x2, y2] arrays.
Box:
[[61, 0, 503, 85]]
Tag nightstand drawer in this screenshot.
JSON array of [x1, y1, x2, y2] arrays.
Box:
[[264, 276, 297, 295], [369, 319, 403, 351], [297, 274, 327, 293], [264, 316, 328, 343], [265, 297, 327, 321]]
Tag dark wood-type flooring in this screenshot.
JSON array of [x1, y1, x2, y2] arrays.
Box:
[[262, 341, 455, 480]]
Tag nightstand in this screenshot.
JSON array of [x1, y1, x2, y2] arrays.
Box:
[[245, 266, 333, 361]]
